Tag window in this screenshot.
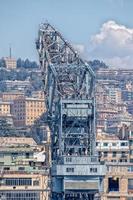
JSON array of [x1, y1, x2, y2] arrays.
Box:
[[90, 168, 97, 173], [130, 150, 133, 155], [26, 153, 30, 158], [103, 143, 108, 147], [111, 160, 116, 162], [112, 143, 117, 146], [130, 140, 133, 146], [120, 158, 127, 162], [96, 142, 99, 146], [112, 152, 117, 157], [108, 177, 119, 192], [4, 167, 10, 170], [128, 166, 133, 172], [66, 157, 72, 162], [121, 152, 126, 157], [128, 179, 133, 190], [0, 191, 40, 200], [18, 167, 25, 171], [121, 142, 128, 146], [12, 153, 18, 157], [98, 152, 101, 156], [5, 178, 32, 186], [66, 168, 74, 173], [104, 152, 108, 157], [33, 180, 39, 186], [0, 154, 4, 158]]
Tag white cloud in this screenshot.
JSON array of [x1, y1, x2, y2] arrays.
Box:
[[73, 44, 85, 54], [73, 44, 87, 59], [89, 20, 133, 68]]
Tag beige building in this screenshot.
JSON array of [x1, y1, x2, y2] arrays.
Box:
[[110, 89, 122, 104], [0, 136, 50, 200], [0, 136, 37, 146], [102, 163, 133, 200], [0, 91, 24, 101], [4, 57, 17, 69], [96, 130, 133, 200], [12, 97, 45, 127], [0, 173, 49, 200], [0, 101, 12, 115]]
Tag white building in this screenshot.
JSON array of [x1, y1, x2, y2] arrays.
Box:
[[4, 57, 17, 69]]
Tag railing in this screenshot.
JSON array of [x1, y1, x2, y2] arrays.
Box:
[[57, 156, 99, 165], [0, 169, 49, 175]]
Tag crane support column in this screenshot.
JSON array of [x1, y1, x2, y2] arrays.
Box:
[[36, 22, 106, 200]]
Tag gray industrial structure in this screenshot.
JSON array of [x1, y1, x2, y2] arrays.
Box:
[[36, 23, 106, 200]]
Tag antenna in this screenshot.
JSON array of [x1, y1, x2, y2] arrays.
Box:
[[9, 45, 12, 58]]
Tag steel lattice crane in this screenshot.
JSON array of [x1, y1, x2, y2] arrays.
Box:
[[36, 23, 105, 200]]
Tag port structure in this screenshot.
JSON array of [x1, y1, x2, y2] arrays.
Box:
[[36, 23, 106, 200]]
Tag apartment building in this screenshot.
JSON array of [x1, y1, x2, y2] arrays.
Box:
[[0, 91, 24, 101], [2, 80, 31, 91], [96, 129, 133, 199], [102, 163, 133, 200], [96, 84, 111, 106], [96, 69, 133, 78], [12, 97, 45, 127], [108, 87, 122, 104], [0, 101, 12, 115], [122, 90, 133, 101], [0, 136, 50, 200], [96, 130, 129, 163]]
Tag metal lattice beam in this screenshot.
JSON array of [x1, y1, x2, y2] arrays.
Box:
[[36, 22, 102, 200]]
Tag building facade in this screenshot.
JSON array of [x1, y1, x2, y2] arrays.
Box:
[[0, 91, 24, 102], [4, 57, 17, 69], [0, 101, 12, 115], [96, 129, 133, 200], [2, 80, 31, 91], [0, 137, 50, 200], [12, 97, 45, 127], [102, 163, 133, 200]]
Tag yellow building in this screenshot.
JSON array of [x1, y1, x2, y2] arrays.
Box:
[[12, 97, 46, 127], [4, 57, 17, 69], [0, 101, 12, 115], [25, 97, 45, 125]]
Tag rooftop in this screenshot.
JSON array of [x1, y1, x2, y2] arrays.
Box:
[[0, 137, 37, 147]]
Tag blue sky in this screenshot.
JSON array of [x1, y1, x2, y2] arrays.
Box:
[[0, 0, 133, 68]]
